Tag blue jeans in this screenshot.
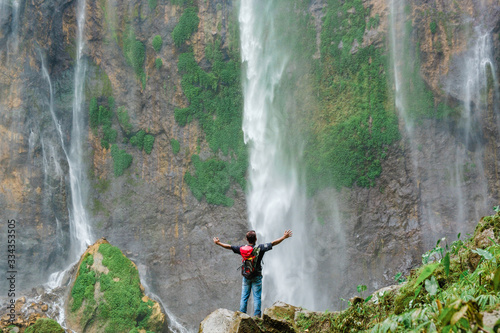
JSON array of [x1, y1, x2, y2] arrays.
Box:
[[239, 275, 263, 316]]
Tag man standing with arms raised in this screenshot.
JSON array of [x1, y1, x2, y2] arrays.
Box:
[[213, 229, 293, 317]]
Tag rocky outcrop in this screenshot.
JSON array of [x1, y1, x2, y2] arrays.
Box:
[[199, 301, 338, 333], [198, 308, 262, 333], [65, 238, 167, 333]]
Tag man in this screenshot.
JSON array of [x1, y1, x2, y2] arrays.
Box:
[[213, 229, 293, 317]]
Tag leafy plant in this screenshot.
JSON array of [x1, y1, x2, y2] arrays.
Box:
[[170, 139, 180, 155], [171, 7, 199, 47], [394, 272, 406, 284], [357, 284, 367, 298], [143, 135, 154, 154], [152, 35, 162, 52], [422, 238, 445, 264], [110, 144, 133, 176], [155, 58, 162, 69]]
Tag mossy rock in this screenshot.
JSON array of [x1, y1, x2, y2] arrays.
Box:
[[66, 238, 167, 333], [24, 318, 64, 333]]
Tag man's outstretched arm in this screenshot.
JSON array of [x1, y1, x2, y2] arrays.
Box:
[[271, 230, 293, 246], [213, 237, 232, 249]]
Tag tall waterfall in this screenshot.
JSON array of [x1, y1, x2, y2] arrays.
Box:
[[67, 0, 92, 258], [239, 0, 315, 310]]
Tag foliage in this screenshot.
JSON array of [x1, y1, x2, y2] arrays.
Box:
[[25, 318, 65, 333], [130, 130, 146, 150], [152, 35, 162, 52], [110, 144, 133, 177], [143, 135, 155, 154], [306, 0, 400, 193], [170, 138, 180, 155], [184, 155, 234, 206], [122, 26, 146, 85], [155, 58, 163, 69], [430, 20, 437, 34], [319, 209, 500, 332], [70, 254, 95, 312], [70, 244, 157, 332], [116, 106, 133, 135], [171, 7, 199, 47], [174, 37, 247, 205]]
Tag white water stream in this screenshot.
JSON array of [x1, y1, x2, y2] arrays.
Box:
[[239, 0, 315, 311], [389, 0, 497, 246]]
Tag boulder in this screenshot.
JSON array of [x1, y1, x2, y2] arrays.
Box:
[[199, 308, 262, 333], [262, 301, 299, 333], [65, 238, 168, 333]]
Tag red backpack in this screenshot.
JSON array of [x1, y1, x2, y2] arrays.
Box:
[[240, 245, 261, 278]]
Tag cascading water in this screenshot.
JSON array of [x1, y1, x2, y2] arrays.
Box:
[[66, 0, 93, 259], [239, 0, 315, 311], [389, 0, 497, 248]]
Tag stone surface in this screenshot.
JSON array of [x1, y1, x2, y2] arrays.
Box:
[[199, 308, 262, 333], [262, 301, 299, 333]]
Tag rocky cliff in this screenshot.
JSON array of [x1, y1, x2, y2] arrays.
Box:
[[0, 0, 499, 331]]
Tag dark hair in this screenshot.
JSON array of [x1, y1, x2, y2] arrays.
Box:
[[246, 230, 257, 244]]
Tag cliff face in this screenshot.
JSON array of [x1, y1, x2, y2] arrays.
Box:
[[0, 0, 499, 330]]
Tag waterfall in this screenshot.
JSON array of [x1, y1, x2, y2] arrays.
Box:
[[239, 0, 315, 310], [68, 0, 93, 258], [389, 1, 496, 248]]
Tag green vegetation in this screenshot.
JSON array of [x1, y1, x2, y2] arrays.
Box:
[[111, 144, 133, 176], [155, 58, 163, 69], [174, 40, 247, 206], [170, 139, 180, 155], [296, 209, 500, 332], [25, 318, 65, 333], [116, 106, 133, 135], [143, 134, 155, 154], [122, 26, 146, 87], [430, 20, 437, 34], [152, 35, 162, 52], [171, 2, 246, 206], [70, 244, 159, 332], [148, 0, 157, 10], [70, 254, 96, 312], [171, 7, 199, 47], [304, 0, 400, 192], [90, 98, 157, 177]]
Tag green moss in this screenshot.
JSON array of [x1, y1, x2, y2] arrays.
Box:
[[152, 35, 162, 52], [71, 254, 96, 312], [171, 7, 199, 47], [174, 38, 247, 205], [111, 144, 133, 177], [117, 106, 133, 135], [143, 135, 155, 154], [70, 243, 158, 332], [123, 26, 146, 83], [130, 130, 145, 150], [96, 243, 157, 332], [155, 58, 163, 69], [170, 139, 180, 155], [25, 318, 65, 333], [430, 20, 437, 34]]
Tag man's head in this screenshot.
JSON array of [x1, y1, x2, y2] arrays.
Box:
[[246, 230, 257, 244]]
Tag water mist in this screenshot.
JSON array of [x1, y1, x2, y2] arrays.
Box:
[[239, 0, 316, 311]]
